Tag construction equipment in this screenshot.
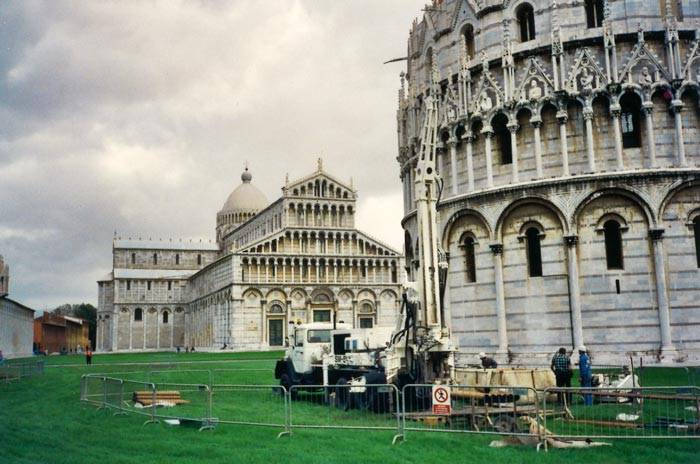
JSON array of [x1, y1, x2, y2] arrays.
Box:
[[380, 52, 455, 388], [275, 53, 455, 399]]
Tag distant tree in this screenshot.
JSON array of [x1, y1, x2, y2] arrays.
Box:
[[51, 303, 97, 350], [73, 304, 97, 349], [52, 303, 73, 316]]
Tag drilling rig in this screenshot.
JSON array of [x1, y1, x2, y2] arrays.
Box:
[[381, 52, 456, 389]]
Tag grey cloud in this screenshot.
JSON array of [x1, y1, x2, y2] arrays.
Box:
[[0, 0, 423, 308]]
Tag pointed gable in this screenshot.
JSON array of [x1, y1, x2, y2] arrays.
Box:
[[285, 170, 354, 200]]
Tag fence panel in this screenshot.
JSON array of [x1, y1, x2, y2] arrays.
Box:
[[289, 384, 401, 441], [149, 382, 211, 426], [104, 377, 124, 412], [211, 384, 288, 432], [543, 386, 700, 439], [120, 379, 158, 424], [81, 375, 105, 405], [0, 365, 19, 383], [401, 384, 541, 438]]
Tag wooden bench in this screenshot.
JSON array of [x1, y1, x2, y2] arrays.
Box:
[[132, 390, 189, 406]]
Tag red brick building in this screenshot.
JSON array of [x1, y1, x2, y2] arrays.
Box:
[[34, 314, 90, 353]]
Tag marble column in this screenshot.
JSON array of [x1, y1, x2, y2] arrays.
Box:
[[649, 229, 676, 358], [508, 122, 520, 183], [483, 127, 494, 188], [642, 102, 657, 168], [557, 110, 570, 176], [564, 235, 584, 350], [465, 133, 475, 191], [531, 117, 544, 178], [610, 104, 625, 170], [583, 107, 596, 172], [490, 244, 508, 354], [671, 99, 687, 167], [449, 137, 459, 195]]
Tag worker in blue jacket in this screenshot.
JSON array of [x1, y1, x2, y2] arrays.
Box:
[[578, 346, 593, 405]]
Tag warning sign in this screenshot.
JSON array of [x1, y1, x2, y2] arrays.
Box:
[[432, 385, 451, 415]]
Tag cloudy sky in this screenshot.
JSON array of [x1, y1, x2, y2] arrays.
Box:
[[0, 0, 426, 310]]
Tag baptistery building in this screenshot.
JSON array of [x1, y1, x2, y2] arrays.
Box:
[[397, 0, 700, 364], [96, 162, 403, 352]]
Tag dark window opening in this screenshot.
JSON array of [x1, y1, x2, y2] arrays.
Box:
[[585, 0, 604, 28], [525, 227, 543, 277], [197, 254, 202, 266], [175, 254, 180, 265], [620, 93, 642, 148], [604, 219, 624, 269], [131, 253, 136, 264], [153, 253, 157, 265], [493, 114, 512, 164], [313, 310, 331, 323], [359, 317, 374, 329], [694, 217, 700, 268], [463, 236, 477, 283], [163, 312, 169, 324], [462, 24, 475, 58], [168, 281, 172, 291], [126, 280, 131, 291], [615, 279, 621, 294], [516, 4, 536, 42], [134, 308, 142, 321], [147, 281, 152, 291]]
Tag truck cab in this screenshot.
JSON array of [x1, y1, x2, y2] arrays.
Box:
[[274, 323, 392, 389]]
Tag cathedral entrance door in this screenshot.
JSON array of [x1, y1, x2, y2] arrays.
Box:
[[268, 319, 284, 347]]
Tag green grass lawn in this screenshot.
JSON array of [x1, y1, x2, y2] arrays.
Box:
[[1, 352, 698, 464]]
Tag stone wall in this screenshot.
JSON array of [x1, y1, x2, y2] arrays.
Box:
[[0, 298, 34, 358]]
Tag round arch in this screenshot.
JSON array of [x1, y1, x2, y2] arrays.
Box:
[[495, 197, 569, 240], [658, 178, 700, 220], [572, 187, 656, 231], [442, 208, 493, 248]]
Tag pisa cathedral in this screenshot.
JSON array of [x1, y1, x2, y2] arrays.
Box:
[[96, 162, 403, 352], [398, 0, 700, 364]]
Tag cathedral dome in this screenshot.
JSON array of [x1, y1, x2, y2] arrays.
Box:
[[220, 168, 268, 213]]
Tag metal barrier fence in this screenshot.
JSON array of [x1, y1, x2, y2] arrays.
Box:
[[402, 384, 542, 438], [79, 373, 700, 444], [0, 359, 45, 383], [212, 384, 289, 436], [288, 384, 402, 443], [543, 386, 700, 440]]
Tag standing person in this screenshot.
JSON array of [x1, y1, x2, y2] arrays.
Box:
[[551, 347, 572, 405], [478, 352, 498, 369], [578, 346, 592, 405], [85, 348, 93, 365]]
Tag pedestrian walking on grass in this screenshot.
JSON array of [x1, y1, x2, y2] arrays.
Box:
[[85, 348, 93, 365], [551, 347, 572, 405], [577, 346, 592, 405]]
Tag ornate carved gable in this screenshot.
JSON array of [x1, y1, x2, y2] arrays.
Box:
[[471, 53, 505, 116], [286, 171, 353, 196], [682, 30, 700, 81], [450, 0, 478, 30], [565, 47, 608, 94], [619, 28, 671, 85], [516, 57, 555, 102]]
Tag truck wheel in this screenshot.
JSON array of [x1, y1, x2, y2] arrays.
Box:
[[335, 378, 349, 410], [280, 373, 296, 400]]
